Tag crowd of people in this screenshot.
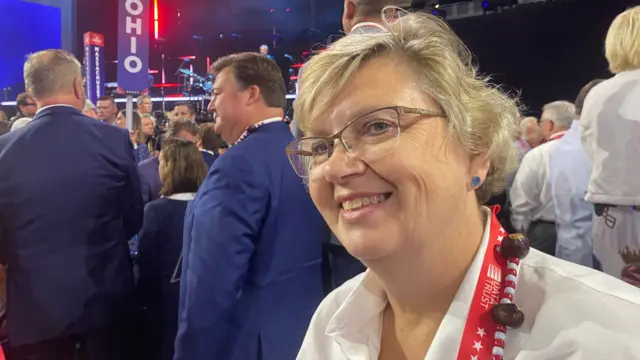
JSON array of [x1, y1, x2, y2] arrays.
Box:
[[0, 1, 639, 360]]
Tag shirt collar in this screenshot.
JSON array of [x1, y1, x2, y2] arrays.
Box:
[[201, 149, 217, 156], [549, 130, 567, 141], [164, 193, 196, 201], [36, 104, 77, 115], [259, 117, 283, 125], [351, 22, 386, 33], [325, 208, 493, 358], [567, 120, 580, 133]]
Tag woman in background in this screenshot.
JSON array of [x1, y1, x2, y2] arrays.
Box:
[[579, 5, 640, 286], [137, 138, 207, 360], [117, 110, 151, 163], [0, 110, 7, 121]]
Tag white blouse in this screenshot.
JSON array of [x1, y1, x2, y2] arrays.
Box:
[[580, 68, 640, 206], [297, 213, 640, 359]]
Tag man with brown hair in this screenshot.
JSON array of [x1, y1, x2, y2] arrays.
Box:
[[207, 52, 286, 144], [96, 95, 118, 124], [173, 102, 196, 122], [198, 122, 222, 167], [8, 92, 36, 126], [175, 53, 325, 360]]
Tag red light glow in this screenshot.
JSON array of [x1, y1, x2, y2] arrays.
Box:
[[153, 0, 159, 39]]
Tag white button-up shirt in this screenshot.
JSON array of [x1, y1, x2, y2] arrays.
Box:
[[580, 68, 640, 206], [509, 134, 565, 232], [297, 211, 640, 360], [548, 121, 594, 267]]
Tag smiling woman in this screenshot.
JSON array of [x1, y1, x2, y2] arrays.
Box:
[[292, 8, 640, 360]]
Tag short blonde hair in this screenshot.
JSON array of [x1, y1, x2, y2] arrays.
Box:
[[24, 49, 81, 100], [295, 10, 519, 203], [605, 6, 640, 74]]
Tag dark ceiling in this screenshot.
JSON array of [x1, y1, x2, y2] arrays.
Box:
[[77, 0, 346, 84]]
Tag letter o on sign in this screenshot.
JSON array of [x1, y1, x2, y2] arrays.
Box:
[[125, 55, 143, 73], [125, 0, 144, 16]]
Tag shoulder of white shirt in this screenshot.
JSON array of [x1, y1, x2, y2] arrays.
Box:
[[310, 234, 640, 342], [163, 193, 196, 201]]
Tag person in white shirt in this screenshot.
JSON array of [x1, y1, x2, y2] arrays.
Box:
[[548, 80, 604, 269], [289, 9, 640, 360], [520, 116, 544, 150], [580, 6, 640, 286], [509, 101, 574, 255], [9, 117, 32, 131]]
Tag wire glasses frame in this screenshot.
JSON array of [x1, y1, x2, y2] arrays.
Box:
[[286, 106, 446, 179]]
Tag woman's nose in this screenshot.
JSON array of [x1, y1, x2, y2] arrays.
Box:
[[322, 147, 366, 184]]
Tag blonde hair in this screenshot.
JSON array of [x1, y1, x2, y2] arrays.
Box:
[[605, 6, 640, 74], [295, 10, 519, 203], [23, 49, 81, 100]]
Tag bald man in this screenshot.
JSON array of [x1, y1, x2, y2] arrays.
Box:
[[342, 0, 409, 33], [0, 49, 142, 360]]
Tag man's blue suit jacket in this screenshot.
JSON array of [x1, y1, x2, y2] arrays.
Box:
[[0, 105, 143, 346], [138, 151, 217, 204], [174, 122, 325, 360]]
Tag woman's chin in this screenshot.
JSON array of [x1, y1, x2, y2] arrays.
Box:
[[340, 232, 399, 262]]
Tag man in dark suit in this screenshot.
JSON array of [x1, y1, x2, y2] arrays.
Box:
[[174, 53, 326, 360], [0, 49, 143, 360], [137, 120, 216, 204]]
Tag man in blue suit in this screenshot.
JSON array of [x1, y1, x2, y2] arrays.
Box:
[[174, 53, 326, 360], [0, 50, 142, 360]]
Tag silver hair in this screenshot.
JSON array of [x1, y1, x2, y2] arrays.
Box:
[[541, 101, 575, 129], [23, 49, 82, 100], [141, 113, 157, 124], [137, 94, 151, 104], [519, 116, 539, 135]]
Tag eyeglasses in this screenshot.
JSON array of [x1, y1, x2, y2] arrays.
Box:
[[286, 106, 446, 179]]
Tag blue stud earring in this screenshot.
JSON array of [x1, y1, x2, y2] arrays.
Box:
[[471, 176, 482, 188]]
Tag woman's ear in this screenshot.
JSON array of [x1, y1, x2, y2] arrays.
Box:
[[468, 154, 491, 191]]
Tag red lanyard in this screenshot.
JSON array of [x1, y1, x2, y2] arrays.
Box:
[[457, 211, 508, 360], [548, 131, 566, 141]]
